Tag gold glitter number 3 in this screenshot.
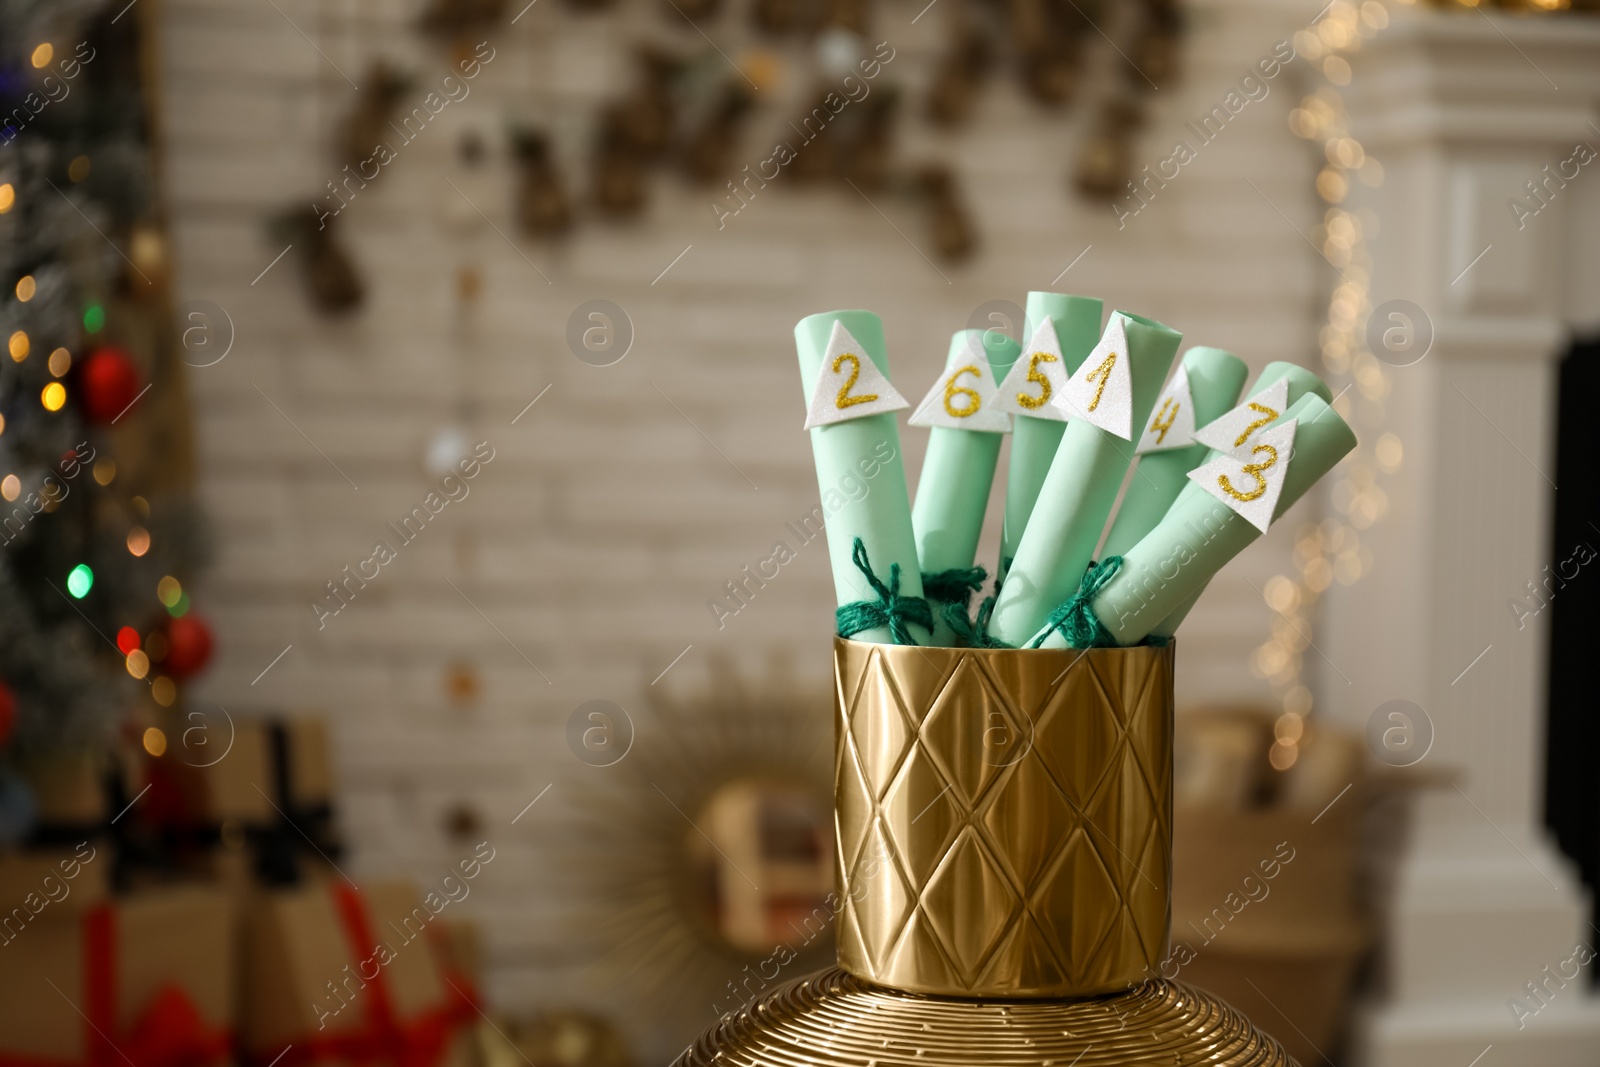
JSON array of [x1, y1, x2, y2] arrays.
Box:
[[833, 353, 879, 409], [943, 365, 983, 418], [1232, 401, 1278, 447], [1083, 351, 1117, 413], [1148, 397, 1179, 444], [1218, 443, 1278, 502], [1016, 352, 1057, 409]]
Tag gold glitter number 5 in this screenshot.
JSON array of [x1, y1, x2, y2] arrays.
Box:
[[1016, 352, 1057, 409], [833, 353, 879, 409], [1218, 443, 1278, 502], [943, 365, 983, 418]]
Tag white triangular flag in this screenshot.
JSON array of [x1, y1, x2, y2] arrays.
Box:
[[909, 356, 1012, 433], [1055, 314, 1133, 439], [1193, 377, 1289, 453], [803, 321, 910, 430], [991, 320, 1073, 423], [1135, 363, 1197, 454], [1188, 418, 1297, 533]]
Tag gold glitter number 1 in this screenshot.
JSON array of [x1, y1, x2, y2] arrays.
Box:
[[833, 353, 879, 409], [1148, 397, 1179, 444], [942, 365, 983, 418], [1218, 443, 1278, 502], [1083, 351, 1117, 413]]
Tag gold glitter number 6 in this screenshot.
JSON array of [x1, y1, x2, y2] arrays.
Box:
[[833, 353, 879, 409], [943, 365, 983, 418], [1016, 351, 1057, 410], [1148, 396, 1179, 444], [1218, 443, 1278, 503]]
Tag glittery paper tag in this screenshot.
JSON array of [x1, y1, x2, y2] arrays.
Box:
[[992, 320, 1073, 424], [803, 321, 910, 430], [1188, 417, 1298, 533], [909, 353, 1012, 433], [1193, 377, 1289, 454], [1055, 314, 1133, 440], [1135, 363, 1197, 454]]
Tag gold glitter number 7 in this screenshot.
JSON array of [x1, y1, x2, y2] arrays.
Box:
[[1232, 401, 1278, 447], [833, 353, 879, 409], [1218, 443, 1278, 503]]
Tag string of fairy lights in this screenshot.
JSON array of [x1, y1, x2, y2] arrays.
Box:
[[2, 39, 206, 736], [1251, 0, 1584, 769]]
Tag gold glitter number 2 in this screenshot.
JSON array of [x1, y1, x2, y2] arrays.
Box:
[[1218, 443, 1278, 502], [1015, 352, 1057, 409], [1233, 401, 1278, 447], [943, 365, 983, 418], [833, 353, 879, 409]]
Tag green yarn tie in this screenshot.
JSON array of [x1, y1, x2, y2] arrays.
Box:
[[920, 566, 988, 610], [1029, 557, 1125, 650], [943, 594, 1014, 649], [835, 538, 933, 646]]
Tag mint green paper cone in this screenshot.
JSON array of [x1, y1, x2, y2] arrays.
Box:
[[1030, 393, 1357, 648], [1101, 346, 1248, 558], [1141, 361, 1334, 636], [912, 329, 1022, 645], [998, 292, 1103, 579], [796, 310, 929, 645], [988, 311, 1182, 647]]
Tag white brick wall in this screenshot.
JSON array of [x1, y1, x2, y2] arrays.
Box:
[[160, 0, 1328, 1049]]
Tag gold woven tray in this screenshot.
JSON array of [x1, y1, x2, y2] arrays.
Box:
[[674, 967, 1294, 1067]]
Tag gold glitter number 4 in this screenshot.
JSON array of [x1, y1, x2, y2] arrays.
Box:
[[1148, 397, 1179, 444], [1218, 443, 1278, 502], [833, 353, 879, 409], [1016, 352, 1057, 409], [1084, 351, 1117, 413], [942, 365, 983, 418], [1232, 401, 1278, 447]]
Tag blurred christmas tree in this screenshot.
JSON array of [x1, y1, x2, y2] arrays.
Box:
[[0, 0, 210, 829]]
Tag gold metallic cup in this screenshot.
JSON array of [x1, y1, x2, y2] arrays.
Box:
[[833, 637, 1175, 998]]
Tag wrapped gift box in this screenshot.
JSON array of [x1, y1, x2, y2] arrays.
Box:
[[241, 879, 478, 1066], [0, 842, 108, 936], [0, 885, 234, 1064]]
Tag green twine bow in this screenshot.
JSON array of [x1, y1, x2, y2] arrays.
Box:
[[835, 538, 933, 646], [920, 566, 988, 610], [1029, 556, 1125, 650], [943, 594, 1014, 649]]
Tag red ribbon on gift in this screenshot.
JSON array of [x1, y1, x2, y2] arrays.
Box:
[[0, 904, 232, 1067], [263, 882, 480, 1067]]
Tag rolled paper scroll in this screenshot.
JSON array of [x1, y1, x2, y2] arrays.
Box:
[[1029, 392, 1356, 648], [1143, 361, 1333, 637], [910, 329, 1023, 645], [987, 311, 1182, 648], [995, 292, 1104, 579], [795, 310, 930, 645], [1100, 346, 1249, 558]]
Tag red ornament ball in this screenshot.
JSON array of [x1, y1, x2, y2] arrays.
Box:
[[163, 614, 214, 679], [79, 347, 141, 424], [0, 682, 14, 747]]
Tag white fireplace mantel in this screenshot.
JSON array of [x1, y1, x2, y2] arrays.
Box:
[[1326, 7, 1600, 1067]]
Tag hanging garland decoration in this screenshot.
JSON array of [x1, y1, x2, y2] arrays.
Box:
[[275, 0, 1194, 315]]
